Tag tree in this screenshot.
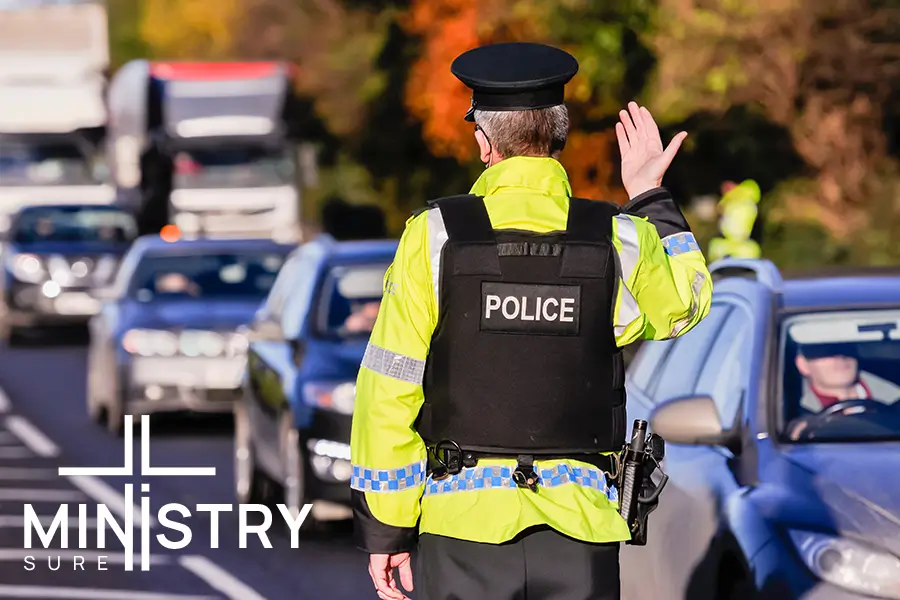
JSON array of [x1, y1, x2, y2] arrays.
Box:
[[647, 0, 900, 237]]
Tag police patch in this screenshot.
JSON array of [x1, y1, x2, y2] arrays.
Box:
[[480, 282, 581, 335]]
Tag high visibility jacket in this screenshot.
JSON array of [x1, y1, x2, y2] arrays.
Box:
[[708, 236, 762, 262], [350, 157, 713, 554]]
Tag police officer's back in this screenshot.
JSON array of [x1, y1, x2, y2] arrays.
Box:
[[350, 43, 713, 600]]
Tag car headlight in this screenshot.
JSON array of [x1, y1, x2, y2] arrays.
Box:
[[7, 253, 45, 283], [122, 329, 180, 357], [302, 382, 356, 415], [789, 529, 900, 599]]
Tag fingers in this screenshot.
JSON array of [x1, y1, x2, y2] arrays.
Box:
[[639, 106, 663, 149], [618, 107, 637, 144], [661, 131, 688, 167], [615, 122, 630, 155], [369, 556, 408, 600], [627, 102, 646, 141], [398, 558, 415, 592]]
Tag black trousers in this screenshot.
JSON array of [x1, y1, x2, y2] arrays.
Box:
[[416, 526, 621, 600]]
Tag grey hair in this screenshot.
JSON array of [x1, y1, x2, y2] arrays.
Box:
[[473, 105, 569, 158]]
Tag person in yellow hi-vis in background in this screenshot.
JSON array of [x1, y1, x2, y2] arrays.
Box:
[[350, 42, 713, 600], [707, 179, 762, 261]]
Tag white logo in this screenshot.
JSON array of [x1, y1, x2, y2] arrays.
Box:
[[23, 415, 312, 571], [484, 294, 576, 322]]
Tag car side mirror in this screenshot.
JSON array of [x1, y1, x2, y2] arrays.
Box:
[[650, 394, 740, 452], [243, 319, 284, 342]]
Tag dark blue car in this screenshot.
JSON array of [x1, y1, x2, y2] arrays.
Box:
[[620, 258, 900, 600], [86, 235, 294, 435], [0, 204, 137, 343], [235, 236, 397, 524]]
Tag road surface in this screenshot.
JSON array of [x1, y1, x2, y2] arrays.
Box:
[[0, 331, 377, 600]]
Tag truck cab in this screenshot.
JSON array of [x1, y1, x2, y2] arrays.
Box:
[[0, 0, 113, 235], [106, 61, 306, 243]]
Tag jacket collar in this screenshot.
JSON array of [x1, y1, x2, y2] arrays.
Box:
[[469, 156, 572, 198]]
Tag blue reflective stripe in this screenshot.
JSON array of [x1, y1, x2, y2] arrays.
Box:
[[424, 463, 619, 503], [662, 232, 700, 256], [350, 461, 427, 493]]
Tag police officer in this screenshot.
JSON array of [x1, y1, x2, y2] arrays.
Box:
[[350, 42, 713, 600]]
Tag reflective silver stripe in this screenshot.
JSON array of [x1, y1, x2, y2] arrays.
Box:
[[426, 207, 448, 303], [613, 214, 642, 336], [361, 343, 426, 385], [350, 460, 427, 493], [668, 270, 707, 338]]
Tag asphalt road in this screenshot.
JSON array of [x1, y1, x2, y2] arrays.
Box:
[[0, 329, 377, 600]]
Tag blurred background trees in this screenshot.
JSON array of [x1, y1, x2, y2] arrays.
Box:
[[108, 0, 900, 268]]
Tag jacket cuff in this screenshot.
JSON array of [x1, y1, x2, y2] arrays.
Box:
[[352, 490, 419, 554], [622, 187, 692, 239]]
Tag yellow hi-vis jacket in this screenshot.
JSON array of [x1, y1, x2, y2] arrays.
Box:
[[350, 156, 713, 554]]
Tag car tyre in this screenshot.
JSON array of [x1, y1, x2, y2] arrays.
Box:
[[279, 409, 321, 533], [234, 401, 275, 505]]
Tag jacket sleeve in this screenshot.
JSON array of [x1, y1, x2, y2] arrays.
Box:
[[612, 187, 713, 346], [349, 212, 435, 554]]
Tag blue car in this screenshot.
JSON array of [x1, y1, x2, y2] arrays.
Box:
[[0, 204, 137, 342], [86, 236, 294, 435], [235, 236, 397, 524], [620, 258, 900, 600]]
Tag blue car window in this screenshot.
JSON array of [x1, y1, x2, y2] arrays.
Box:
[[649, 304, 731, 402], [695, 306, 752, 426], [628, 339, 676, 395]]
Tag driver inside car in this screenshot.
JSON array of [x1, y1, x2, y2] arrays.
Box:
[[796, 342, 900, 413]]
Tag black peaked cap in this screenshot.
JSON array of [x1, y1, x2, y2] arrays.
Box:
[[451, 42, 579, 122]]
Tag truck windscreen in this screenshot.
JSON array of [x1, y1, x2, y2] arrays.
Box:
[[0, 141, 101, 186], [172, 146, 294, 189]]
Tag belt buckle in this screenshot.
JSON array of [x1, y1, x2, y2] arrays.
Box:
[[431, 440, 463, 481], [513, 455, 539, 492]]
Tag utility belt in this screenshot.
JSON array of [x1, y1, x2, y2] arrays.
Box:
[[425, 419, 669, 546], [425, 439, 621, 493]]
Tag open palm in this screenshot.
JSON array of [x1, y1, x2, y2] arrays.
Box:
[[615, 102, 687, 200]]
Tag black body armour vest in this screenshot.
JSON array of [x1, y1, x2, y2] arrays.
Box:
[[417, 194, 627, 457]]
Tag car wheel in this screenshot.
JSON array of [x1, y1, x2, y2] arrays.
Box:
[[279, 410, 319, 531], [234, 401, 274, 505]]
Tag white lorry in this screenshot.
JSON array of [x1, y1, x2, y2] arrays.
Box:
[[106, 60, 305, 242], [0, 0, 113, 233]]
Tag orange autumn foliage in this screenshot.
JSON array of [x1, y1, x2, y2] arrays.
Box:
[[402, 0, 481, 162], [560, 130, 629, 204]]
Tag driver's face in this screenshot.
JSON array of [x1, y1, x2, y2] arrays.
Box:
[[796, 354, 859, 390]]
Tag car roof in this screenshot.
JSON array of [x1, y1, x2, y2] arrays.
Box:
[[323, 239, 398, 261], [14, 204, 128, 214], [780, 275, 900, 310], [133, 235, 296, 255], [709, 259, 900, 311]]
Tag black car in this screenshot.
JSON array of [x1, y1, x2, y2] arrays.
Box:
[[0, 204, 137, 342]]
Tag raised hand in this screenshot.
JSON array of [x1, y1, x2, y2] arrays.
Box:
[[615, 101, 687, 200]]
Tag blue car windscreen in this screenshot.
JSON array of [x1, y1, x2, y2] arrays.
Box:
[[129, 251, 288, 301]]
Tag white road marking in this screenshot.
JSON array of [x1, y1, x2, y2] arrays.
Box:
[[180, 555, 267, 600], [66, 475, 155, 528], [0, 550, 168, 565], [0, 488, 86, 502], [0, 447, 33, 459], [0, 586, 218, 600], [58, 415, 134, 476], [5, 416, 59, 457], [0, 515, 97, 528], [0, 467, 57, 480], [0, 388, 9, 413]]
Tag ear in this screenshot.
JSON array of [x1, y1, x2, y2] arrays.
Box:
[[475, 128, 492, 165], [795, 355, 810, 377]]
